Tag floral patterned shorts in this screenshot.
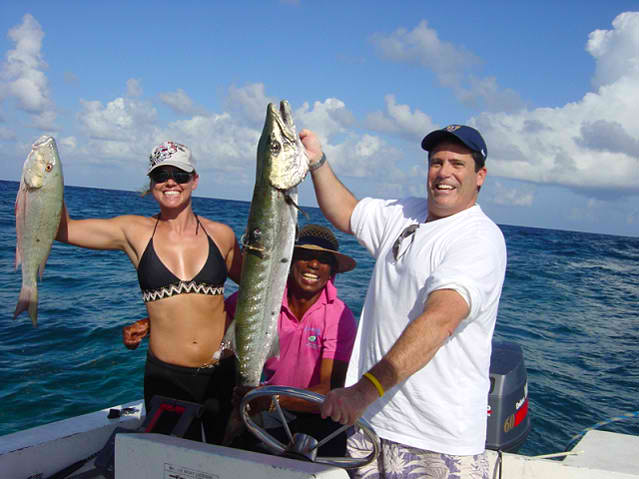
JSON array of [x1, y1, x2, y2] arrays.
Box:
[[347, 430, 489, 479]]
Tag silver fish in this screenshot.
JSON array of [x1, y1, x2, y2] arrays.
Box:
[[14, 136, 64, 326], [223, 100, 308, 441], [234, 99, 308, 386]]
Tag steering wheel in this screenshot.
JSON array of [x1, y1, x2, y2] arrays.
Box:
[[240, 385, 379, 469]]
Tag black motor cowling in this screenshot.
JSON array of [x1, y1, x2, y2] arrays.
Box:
[[485, 341, 531, 452]]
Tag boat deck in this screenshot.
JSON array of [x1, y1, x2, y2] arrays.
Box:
[[486, 429, 639, 478]]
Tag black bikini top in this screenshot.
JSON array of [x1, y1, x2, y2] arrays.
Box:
[[137, 215, 227, 303]]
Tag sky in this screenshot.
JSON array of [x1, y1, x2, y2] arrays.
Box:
[[1, 2, 638, 237]]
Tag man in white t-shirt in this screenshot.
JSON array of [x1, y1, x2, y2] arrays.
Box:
[[299, 124, 507, 479]]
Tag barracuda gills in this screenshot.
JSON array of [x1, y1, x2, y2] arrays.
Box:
[[14, 136, 64, 327], [233, 100, 308, 386]]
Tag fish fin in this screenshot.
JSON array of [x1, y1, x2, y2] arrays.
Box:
[[14, 184, 27, 270], [14, 284, 38, 327], [222, 319, 236, 352], [284, 193, 310, 220], [266, 332, 280, 360], [29, 300, 38, 327], [38, 257, 47, 280], [15, 245, 22, 271]]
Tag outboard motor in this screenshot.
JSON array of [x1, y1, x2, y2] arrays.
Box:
[[485, 341, 530, 452]]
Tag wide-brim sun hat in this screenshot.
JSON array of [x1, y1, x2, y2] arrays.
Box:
[[295, 224, 356, 274], [148, 141, 196, 174]]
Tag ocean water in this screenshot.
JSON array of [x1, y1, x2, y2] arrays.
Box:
[[1, 179, 637, 456]]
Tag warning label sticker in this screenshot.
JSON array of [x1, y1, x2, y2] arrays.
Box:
[[164, 463, 219, 479]]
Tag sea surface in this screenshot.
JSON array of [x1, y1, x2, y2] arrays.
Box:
[[1, 179, 637, 456]]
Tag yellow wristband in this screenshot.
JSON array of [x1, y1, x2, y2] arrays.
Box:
[[363, 372, 384, 397]]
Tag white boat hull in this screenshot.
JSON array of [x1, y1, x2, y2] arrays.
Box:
[[1, 400, 638, 479]]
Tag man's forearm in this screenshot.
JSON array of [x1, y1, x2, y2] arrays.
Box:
[[310, 159, 358, 234], [360, 289, 468, 396]]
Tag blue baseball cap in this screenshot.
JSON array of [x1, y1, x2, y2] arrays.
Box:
[[421, 124, 487, 160]]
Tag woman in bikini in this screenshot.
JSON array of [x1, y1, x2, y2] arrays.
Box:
[[56, 141, 242, 444]]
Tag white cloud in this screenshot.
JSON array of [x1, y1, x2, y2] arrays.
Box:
[[474, 12, 639, 196], [126, 78, 143, 97], [224, 83, 276, 125], [59, 136, 77, 152], [489, 181, 535, 207], [160, 113, 259, 171], [577, 119, 639, 157], [365, 94, 438, 142], [31, 110, 58, 131], [294, 98, 355, 141], [0, 125, 15, 140], [371, 20, 524, 113], [587, 12, 639, 89], [0, 14, 56, 129], [371, 20, 478, 88], [78, 97, 156, 148], [159, 88, 207, 116], [457, 76, 525, 113]]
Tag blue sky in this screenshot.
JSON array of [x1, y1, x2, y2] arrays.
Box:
[[1, 2, 638, 237]]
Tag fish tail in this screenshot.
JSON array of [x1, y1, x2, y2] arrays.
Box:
[[15, 247, 22, 270], [14, 284, 38, 327], [38, 256, 48, 280]]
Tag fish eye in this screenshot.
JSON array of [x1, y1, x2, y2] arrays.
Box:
[[270, 141, 281, 153], [45, 163, 53, 172]]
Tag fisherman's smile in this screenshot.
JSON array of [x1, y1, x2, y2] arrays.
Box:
[[433, 183, 456, 194], [427, 141, 486, 221], [301, 271, 321, 282], [290, 250, 334, 297]]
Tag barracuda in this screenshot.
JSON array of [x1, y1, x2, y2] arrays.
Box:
[[14, 136, 64, 327], [234, 100, 308, 386], [223, 100, 308, 442]]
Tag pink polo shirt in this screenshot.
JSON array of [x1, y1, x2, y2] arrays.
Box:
[[225, 279, 357, 389]]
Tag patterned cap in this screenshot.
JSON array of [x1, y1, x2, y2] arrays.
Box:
[[148, 141, 195, 174], [295, 224, 356, 273]]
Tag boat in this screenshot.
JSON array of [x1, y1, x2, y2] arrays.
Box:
[[2, 342, 637, 479], [2, 401, 638, 479]]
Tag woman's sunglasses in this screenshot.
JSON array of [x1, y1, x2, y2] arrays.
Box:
[[149, 168, 193, 184]]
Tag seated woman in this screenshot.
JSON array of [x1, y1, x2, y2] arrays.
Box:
[[57, 141, 242, 444]]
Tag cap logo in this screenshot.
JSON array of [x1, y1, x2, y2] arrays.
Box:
[[149, 141, 189, 168], [445, 125, 461, 132]]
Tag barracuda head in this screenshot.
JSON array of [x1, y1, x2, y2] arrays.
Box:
[[22, 136, 63, 190], [258, 100, 309, 190]]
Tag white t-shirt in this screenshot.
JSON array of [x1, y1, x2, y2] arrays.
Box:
[[349, 197, 507, 455]]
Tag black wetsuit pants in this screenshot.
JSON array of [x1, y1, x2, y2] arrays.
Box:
[[144, 352, 236, 444]]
